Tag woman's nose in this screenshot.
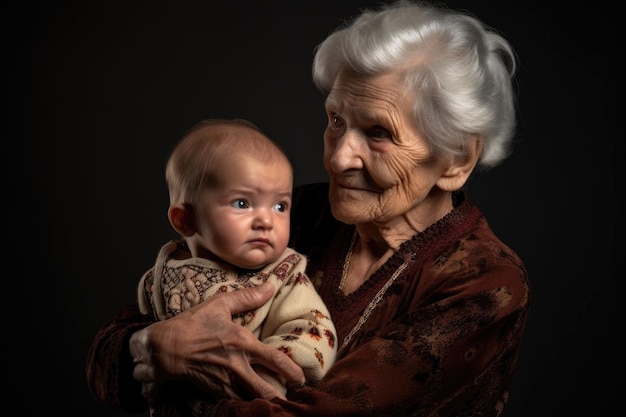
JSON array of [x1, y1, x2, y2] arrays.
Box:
[[326, 131, 363, 172]]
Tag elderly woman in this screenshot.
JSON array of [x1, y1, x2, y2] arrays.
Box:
[[86, 1, 530, 416]]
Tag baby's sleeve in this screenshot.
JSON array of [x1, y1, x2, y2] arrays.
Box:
[[260, 250, 338, 384]]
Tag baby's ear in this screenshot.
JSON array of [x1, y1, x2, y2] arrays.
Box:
[[168, 204, 195, 236], [436, 134, 482, 192]]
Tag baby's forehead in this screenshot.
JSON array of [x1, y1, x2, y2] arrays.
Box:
[[211, 151, 293, 192]]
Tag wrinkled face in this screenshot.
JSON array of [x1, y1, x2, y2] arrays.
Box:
[[192, 152, 293, 270], [323, 70, 452, 226]]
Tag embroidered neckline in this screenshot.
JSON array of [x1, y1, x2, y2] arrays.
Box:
[[338, 230, 413, 352]]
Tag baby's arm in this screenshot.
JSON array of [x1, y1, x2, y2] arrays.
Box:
[[260, 251, 338, 386]]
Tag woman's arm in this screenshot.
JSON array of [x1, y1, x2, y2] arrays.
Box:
[[86, 283, 306, 412], [86, 303, 155, 412]]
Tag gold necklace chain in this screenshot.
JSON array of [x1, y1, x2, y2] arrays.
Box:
[[338, 230, 413, 351], [338, 231, 358, 291]]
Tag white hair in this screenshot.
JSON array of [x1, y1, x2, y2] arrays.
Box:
[[312, 0, 518, 168]]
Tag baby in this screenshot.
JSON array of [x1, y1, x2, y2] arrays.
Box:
[[137, 118, 337, 400]]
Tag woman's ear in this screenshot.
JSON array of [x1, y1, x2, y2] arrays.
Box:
[[168, 203, 196, 237], [436, 134, 482, 192]]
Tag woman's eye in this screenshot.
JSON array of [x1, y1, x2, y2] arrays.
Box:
[[331, 114, 344, 128], [368, 126, 392, 140], [231, 199, 249, 209]]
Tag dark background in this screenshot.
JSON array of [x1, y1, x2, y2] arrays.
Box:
[[7, 1, 619, 416]]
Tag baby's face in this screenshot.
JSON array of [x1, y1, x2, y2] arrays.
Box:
[[192, 152, 293, 270]]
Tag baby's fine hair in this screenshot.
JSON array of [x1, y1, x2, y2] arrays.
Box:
[[312, 0, 518, 168], [166, 118, 291, 205]]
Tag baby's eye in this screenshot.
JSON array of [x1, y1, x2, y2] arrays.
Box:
[[231, 199, 249, 209], [274, 202, 287, 213]]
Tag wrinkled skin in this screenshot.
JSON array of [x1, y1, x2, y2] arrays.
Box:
[[321, 69, 481, 293], [322, 70, 477, 236]]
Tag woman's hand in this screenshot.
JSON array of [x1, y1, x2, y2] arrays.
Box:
[[129, 282, 306, 402]]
